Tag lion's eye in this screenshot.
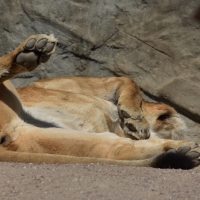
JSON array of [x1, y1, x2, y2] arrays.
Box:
[[157, 114, 170, 121]]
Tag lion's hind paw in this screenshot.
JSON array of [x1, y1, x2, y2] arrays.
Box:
[[153, 146, 200, 170], [15, 34, 57, 71]]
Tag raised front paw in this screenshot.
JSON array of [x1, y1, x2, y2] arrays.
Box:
[[153, 146, 200, 170], [15, 34, 57, 71]]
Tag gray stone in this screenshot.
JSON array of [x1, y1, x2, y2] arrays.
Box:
[[0, 0, 200, 138]]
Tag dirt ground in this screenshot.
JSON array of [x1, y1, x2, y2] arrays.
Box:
[[1, 162, 200, 200]]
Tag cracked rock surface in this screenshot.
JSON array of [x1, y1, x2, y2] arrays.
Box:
[[0, 0, 200, 140]]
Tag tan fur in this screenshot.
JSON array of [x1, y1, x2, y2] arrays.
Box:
[[0, 34, 198, 167], [26, 77, 187, 140]]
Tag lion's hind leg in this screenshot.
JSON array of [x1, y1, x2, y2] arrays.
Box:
[[15, 34, 57, 71], [0, 34, 57, 82], [152, 146, 200, 169], [0, 145, 199, 170], [1, 125, 199, 169]]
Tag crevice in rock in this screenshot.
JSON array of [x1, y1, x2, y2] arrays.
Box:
[[13, 75, 34, 79], [3, 28, 11, 33], [91, 30, 119, 51], [107, 45, 125, 50], [21, 4, 95, 45], [70, 51, 105, 64], [123, 31, 172, 58], [21, 3, 35, 22], [57, 41, 106, 64], [21, 3, 40, 34]]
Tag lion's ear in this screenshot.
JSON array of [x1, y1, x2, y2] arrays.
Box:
[[0, 135, 11, 147], [157, 113, 171, 121]]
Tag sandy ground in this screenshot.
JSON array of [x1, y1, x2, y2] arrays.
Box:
[[1, 162, 200, 200]]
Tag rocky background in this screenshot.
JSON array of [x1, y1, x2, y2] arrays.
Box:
[[0, 0, 200, 141]]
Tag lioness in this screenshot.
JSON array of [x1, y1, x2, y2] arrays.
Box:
[[0, 34, 199, 169], [21, 77, 187, 140]]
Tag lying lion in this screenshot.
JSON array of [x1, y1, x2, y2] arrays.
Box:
[[0, 34, 199, 169]]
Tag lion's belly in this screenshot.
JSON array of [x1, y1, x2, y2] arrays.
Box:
[[23, 101, 123, 135]]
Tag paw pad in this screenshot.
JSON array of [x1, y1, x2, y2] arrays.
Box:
[[15, 34, 57, 71], [153, 146, 200, 170]]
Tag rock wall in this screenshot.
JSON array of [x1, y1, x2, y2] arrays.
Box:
[[1, 0, 200, 138]]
